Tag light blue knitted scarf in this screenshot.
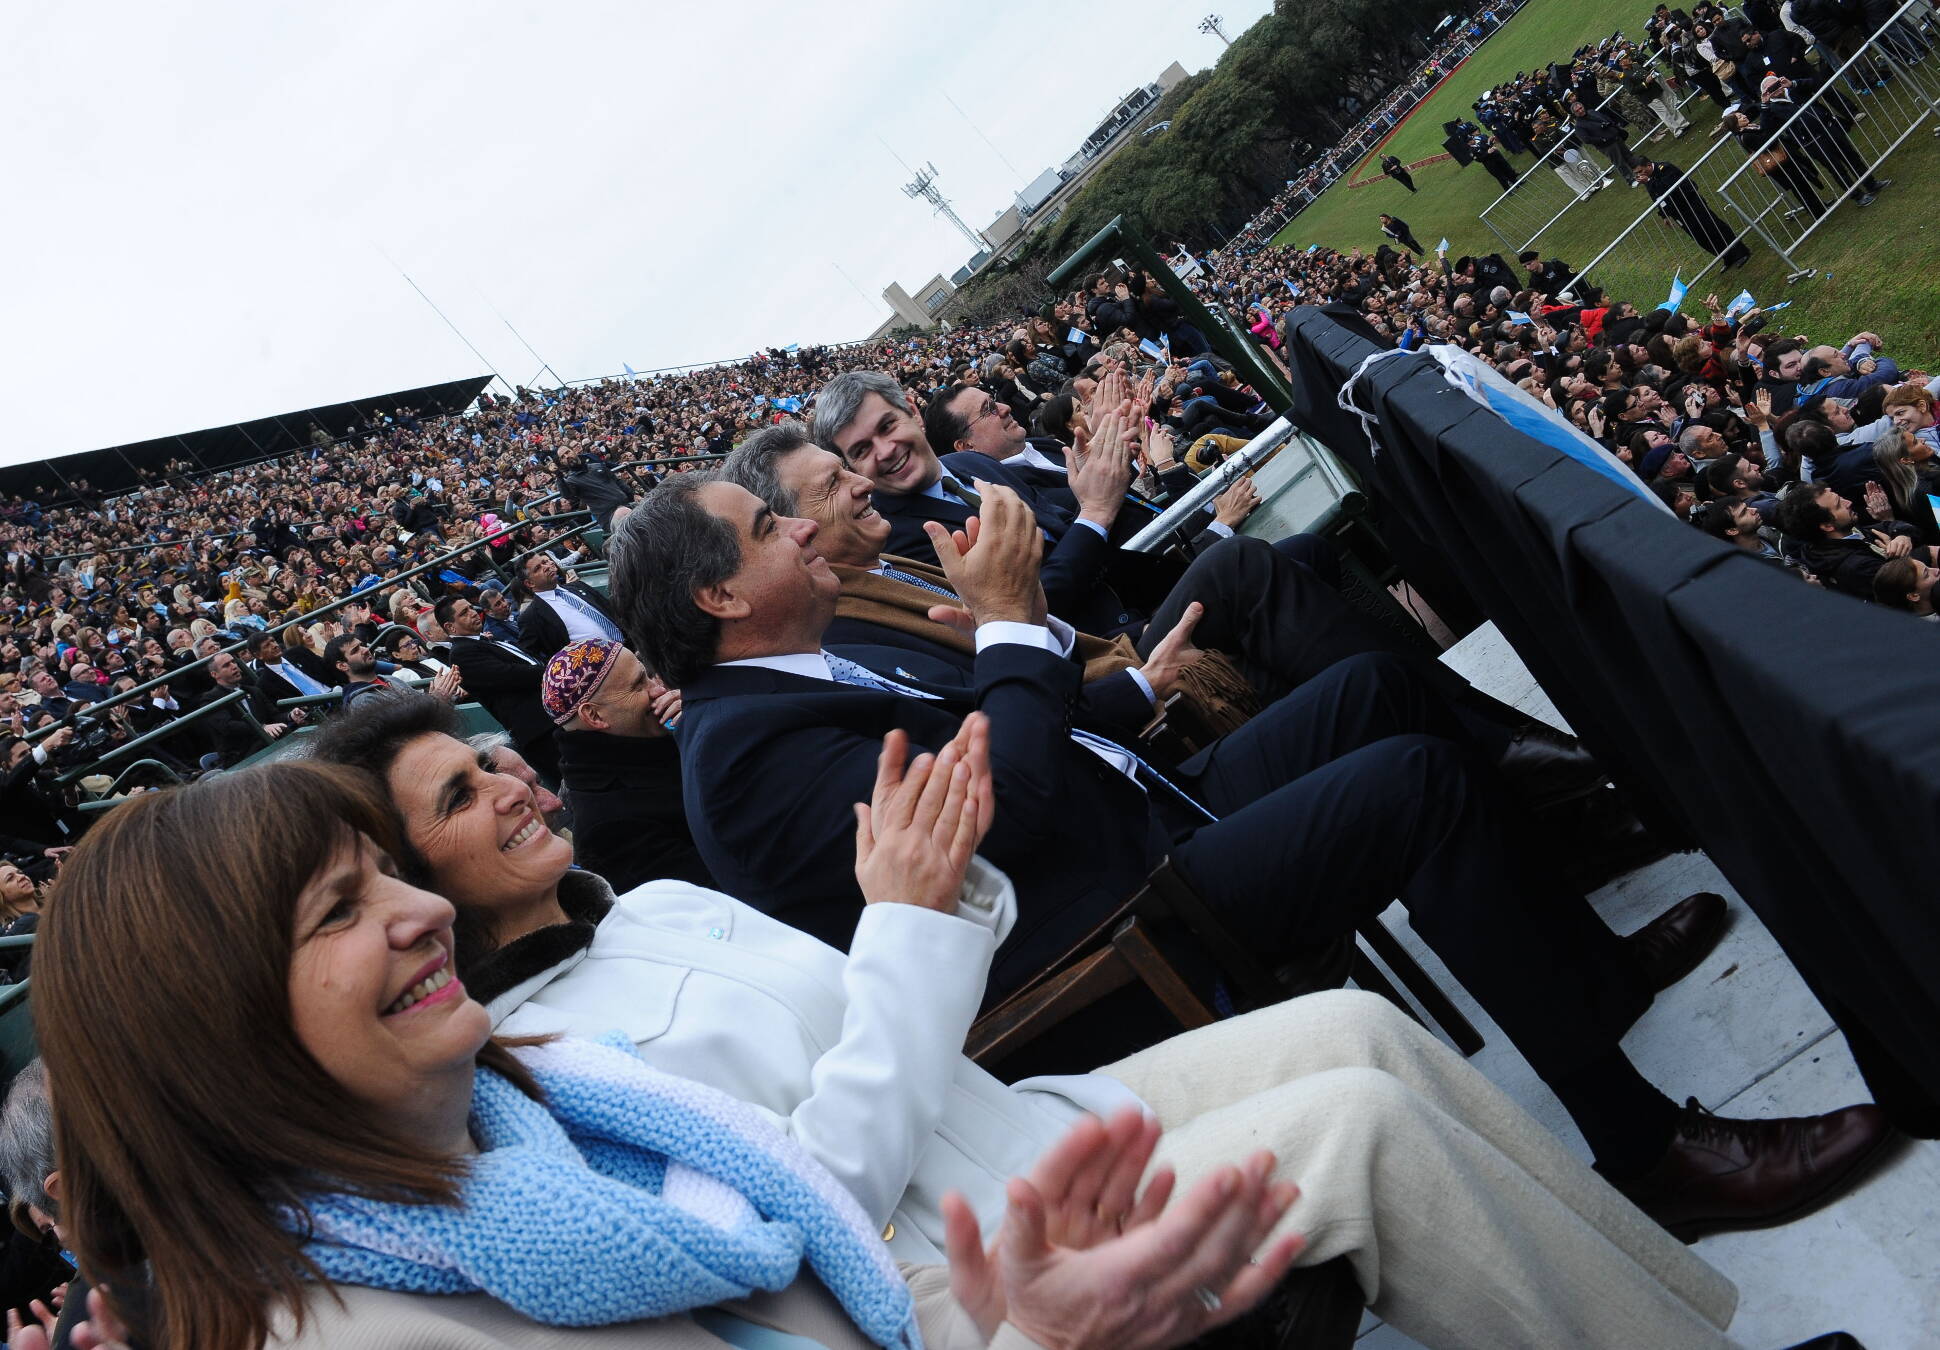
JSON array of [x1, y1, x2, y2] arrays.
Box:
[[294, 1034, 922, 1349]]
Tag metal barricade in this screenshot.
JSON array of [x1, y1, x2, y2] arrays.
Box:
[[1569, 0, 1938, 305], [1479, 52, 1710, 257]]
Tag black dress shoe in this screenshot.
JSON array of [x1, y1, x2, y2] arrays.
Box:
[[1606, 1099, 1896, 1242], [1780, 1335, 1866, 1349], [1539, 788, 1678, 892], [1493, 720, 1607, 811], [1624, 891, 1729, 992]]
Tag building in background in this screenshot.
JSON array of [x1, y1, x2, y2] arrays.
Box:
[[877, 61, 1188, 330], [872, 274, 957, 336]]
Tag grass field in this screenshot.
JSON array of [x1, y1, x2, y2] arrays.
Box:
[[1273, 0, 1940, 356], [1351, 0, 1664, 177]]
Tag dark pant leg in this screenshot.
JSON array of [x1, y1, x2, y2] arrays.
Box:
[[1138, 536, 1445, 701], [1268, 532, 1341, 586], [1169, 659, 1651, 1084]]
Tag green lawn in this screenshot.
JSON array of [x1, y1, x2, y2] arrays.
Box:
[[1349, 0, 1667, 179], [1274, 0, 1940, 356]]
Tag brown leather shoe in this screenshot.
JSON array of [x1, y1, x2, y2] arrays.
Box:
[[1608, 1099, 1896, 1242], [1624, 891, 1729, 992]]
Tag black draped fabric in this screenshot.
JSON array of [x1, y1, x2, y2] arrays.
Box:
[[1280, 305, 1940, 1133]]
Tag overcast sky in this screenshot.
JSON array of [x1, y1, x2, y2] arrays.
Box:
[[3, 0, 1271, 467]]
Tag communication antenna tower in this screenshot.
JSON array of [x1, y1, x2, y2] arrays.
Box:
[[901, 162, 993, 255]]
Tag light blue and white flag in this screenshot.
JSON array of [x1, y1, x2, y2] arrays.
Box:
[[1661, 271, 1688, 313], [1725, 290, 1756, 318], [622, 363, 638, 378], [1506, 309, 1533, 325], [1430, 344, 1670, 511], [1437, 238, 1450, 253], [773, 395, 805, 414]]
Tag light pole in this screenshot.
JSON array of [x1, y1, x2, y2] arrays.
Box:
[[1198, 13, 1230, 46]]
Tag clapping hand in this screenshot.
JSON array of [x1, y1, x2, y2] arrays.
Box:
[[853, 715, 994, 915], [428, 666, 465, 703], [1067, 401, 1137, 528], [7, 1284, 133, 1350], [1864, 480, 1892, 521], [943, 1109, 1305, 1350], [924, 482, 1049, 628]]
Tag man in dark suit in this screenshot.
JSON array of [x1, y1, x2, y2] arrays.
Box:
[[922, 384, 1259, 557], [812, 370, 1146, 638], [514, 552, 625, 665], [435, 594, 560, 780], [808, 373, 1611, 807], [606, 470, 1888, 1240], [197, 650, 300, 766], [244, 630, 334, 706]]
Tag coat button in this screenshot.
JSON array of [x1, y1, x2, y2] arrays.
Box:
[[708, 927, 725, 940], [881, 1222, 896, 1242]]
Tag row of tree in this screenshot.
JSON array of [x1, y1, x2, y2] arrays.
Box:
[[1020, 0, 1470, 262]]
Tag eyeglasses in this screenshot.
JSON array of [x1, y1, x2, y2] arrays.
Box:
[[968, 399, 1005, 425]]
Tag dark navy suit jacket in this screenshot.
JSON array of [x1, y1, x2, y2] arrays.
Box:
[[874, 452, 1175, 638], [676, 641, 1165, 999]]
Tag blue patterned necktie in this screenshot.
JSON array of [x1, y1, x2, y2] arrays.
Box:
[[823, 652, 940, 699], [877, 565, 956, 598], [822, 652, 1215, 821]]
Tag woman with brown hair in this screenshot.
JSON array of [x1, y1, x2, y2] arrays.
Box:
[[31, 761, 1295, 1350], [303, 693, 1756, 1350]]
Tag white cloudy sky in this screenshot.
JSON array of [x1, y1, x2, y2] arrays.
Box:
[[3, 0, 1270, 467]]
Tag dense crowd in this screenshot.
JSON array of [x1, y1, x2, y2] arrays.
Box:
[[0, 7, 1923, 1346], [1197, 211, 1940, 612], [0, 313, 1886, 1349]]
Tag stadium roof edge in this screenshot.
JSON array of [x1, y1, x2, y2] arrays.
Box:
[[0, 374, 495, 500]]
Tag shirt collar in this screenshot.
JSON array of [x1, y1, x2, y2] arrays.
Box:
[[716, 651, 835, 682]]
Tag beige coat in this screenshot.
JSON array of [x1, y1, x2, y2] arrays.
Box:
[[272, 1266, 1045, 1350]]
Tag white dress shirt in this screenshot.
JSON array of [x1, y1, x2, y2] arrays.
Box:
[[535, 585, 618, 645]]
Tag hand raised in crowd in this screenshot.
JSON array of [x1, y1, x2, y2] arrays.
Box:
[[1213, 476, 1261, 529], [942, 1111, 1304, 1350], [925, 482, 1048, 628], [853, 714, 993, 915], [1864, 480, 1892, 521], [1746, 388, 1773, 429], [1068, 401, 1137, 528], [1137, 601, 1206, 702]]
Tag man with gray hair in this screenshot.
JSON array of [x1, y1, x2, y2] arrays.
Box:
[[807, 371, 1615, 821], [602, 467, 1885, 1245]]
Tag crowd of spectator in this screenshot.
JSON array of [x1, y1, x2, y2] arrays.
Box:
[[1196, 210, 1940, 612], [0, 6, 1926, 1334], [0, 308, 1889, 1348]]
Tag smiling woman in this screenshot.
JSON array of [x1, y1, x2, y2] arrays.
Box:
[[30, 760, 1305, 1350]]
